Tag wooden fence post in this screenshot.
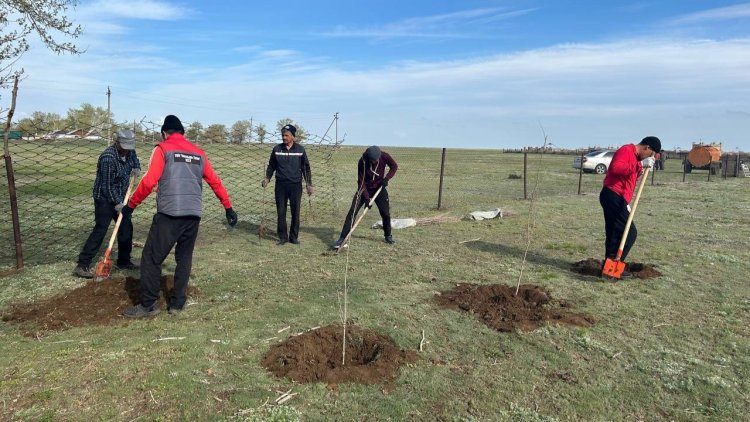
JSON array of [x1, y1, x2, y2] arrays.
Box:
[[3, 76, 23, 269], [437, 148, 446, 210]]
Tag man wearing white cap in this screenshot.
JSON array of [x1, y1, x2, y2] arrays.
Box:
[[73, 129, 141, 278]]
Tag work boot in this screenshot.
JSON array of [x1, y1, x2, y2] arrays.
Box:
[[115, 261, 139, 270], [384, 235, 395, 245], [332, 238, 348, 249], [289, 239, 300, 245], [122, 303, 160, 318], [73, 265, 94, 279], [276, 239, 287, 246], [167, 306, 183, 316]]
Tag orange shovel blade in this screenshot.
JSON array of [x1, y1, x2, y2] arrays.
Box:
[[601, 258, 625, 279], [93, 256, 112, 282]]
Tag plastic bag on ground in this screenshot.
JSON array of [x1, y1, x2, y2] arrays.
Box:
[[465, 208, 503, 221]]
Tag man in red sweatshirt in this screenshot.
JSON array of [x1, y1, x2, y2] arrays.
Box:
[[599, 136, 660, 278], [332, 145, 398, 249], [120, 115, 238, 318]]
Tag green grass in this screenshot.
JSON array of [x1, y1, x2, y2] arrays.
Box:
[[1, 147, 749, 420]]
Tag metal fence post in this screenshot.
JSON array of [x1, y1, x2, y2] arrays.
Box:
[[682, 159, 686, 182], [737, 152, 741, 177], [437, 147, 446, 210], [523, 151, 528, 200], [577, 151, 584, 195]]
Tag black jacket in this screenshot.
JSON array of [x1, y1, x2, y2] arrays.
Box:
[[265, 142, 312, 185]]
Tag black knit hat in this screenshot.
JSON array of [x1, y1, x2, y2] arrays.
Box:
[[639, 136, 661, 153], [281, 124, 296, 137], [161, 115, 185, 134], [365, 145, 381, 162]]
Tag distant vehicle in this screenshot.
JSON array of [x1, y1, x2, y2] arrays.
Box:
[[684, 142, 722, 174], [573, 150, 615, 174]]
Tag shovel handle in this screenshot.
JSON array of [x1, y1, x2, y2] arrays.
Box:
[[104, 173, 137, 252], [615, 165, 651, 259], [336, 186, 383, 254]]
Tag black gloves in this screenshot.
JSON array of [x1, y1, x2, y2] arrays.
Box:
[[381, 178, 389, 188], [226, 207, 238, 226], [121, 205, 134, 218]]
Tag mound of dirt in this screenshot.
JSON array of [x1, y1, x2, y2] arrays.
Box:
[[1, 275, 200, 332], [262, 324, 418, 385], [571, 258, 662, 279], [434, 283, 595, 332]]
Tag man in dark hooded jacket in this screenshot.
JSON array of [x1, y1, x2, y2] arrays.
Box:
[[332, 146, 398, 248]]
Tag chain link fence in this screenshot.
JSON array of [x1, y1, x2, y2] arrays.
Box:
[[1, 116, 342, 267], [3, 131, 749, 269]]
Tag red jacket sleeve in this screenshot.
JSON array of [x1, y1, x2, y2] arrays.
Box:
[[128, 146, 165, 208], [203, 157, 232, 209]]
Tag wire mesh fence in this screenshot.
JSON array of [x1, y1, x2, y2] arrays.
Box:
[[0, 118, 342, 267], [3, 135, 749, 269]]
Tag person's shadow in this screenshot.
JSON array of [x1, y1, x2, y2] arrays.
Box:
[[464, 240, 576, 273], [299, 225, 339, 246]]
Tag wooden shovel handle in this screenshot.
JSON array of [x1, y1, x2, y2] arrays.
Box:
[[615, 165, 651, 258], [336, 186, 383, 254], [104, 173, 137, 253]]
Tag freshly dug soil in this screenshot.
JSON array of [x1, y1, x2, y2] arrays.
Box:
[[2, 275, 199, 332], [434, 283, 595, 332], [571, 258, 662, 279], [262, 324, 418, 385]]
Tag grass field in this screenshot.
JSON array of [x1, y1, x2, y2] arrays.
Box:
[[1, 148, 749, 421]]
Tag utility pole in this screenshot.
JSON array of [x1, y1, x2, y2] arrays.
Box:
[[106, 86, 111, 143]]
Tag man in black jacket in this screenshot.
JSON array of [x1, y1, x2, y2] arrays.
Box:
[[263, 124, 313, 245]]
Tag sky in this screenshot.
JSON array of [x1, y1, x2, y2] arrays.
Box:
[[3, 0, 750, 151]]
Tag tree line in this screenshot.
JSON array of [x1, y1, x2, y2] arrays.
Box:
[[13, 103, 307, 144]]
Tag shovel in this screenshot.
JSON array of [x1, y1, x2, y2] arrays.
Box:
[[93, 173, 136, 282], [602, 165, 651, 279], [335, 186, 382, 254]]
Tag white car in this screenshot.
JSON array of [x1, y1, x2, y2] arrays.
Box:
[[573, 150, 615, 174]]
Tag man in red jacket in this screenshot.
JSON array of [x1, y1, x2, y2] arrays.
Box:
[[332, 145, 398, 249], [120, 115, 238, 318], [599, 136, 660, 278]]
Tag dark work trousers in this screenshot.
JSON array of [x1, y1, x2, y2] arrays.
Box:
[[339, 188, 391, 239], [599, 187, 637, 261], [77, 199, 133, 267], [275, 181, 303, 242], [139, 213, 200, 309]]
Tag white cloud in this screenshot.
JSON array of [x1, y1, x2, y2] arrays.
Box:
[[77, 0, 194, 21], [667, 3, 750, 25], [259, 50, 298, 58], [319, 7, 535, 39], [7, 34, 750, 150]]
